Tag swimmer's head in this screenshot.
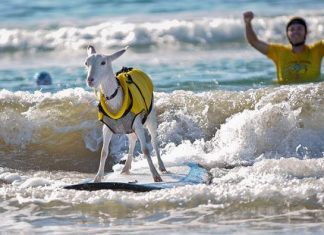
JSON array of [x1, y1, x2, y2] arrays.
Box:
[[35, 72, 52, 85]]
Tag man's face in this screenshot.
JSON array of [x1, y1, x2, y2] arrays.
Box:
[[287, 23, 307, 46]]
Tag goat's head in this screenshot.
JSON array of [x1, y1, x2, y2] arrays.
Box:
[[84, 45, 128, 89]]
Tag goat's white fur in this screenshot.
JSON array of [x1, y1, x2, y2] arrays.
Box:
[[85, 45, 166, 182]]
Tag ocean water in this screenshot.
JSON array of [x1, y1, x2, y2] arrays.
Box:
[[1, 0, 324, 234]]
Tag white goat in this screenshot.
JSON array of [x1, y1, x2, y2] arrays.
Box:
[[85, 45, 166, 182]]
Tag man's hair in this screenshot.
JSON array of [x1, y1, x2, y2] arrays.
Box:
[[286, 17, 307, 33]]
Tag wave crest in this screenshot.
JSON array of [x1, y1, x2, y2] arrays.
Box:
[[1, 83, 324, 171], [1, 15, 324, 52]]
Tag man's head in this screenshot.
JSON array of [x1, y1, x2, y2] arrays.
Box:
[[286, 17, 307, 47]]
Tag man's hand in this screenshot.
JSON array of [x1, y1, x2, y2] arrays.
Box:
[[243, 11, 254, 24]]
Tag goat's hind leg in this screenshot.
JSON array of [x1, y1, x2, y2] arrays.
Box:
[[133, 117, 162, 182], [145, 109, 167, 172], [121, 133, 137, 174]]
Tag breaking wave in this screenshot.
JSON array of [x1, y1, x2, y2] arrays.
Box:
[[1, 82, 324, 172], [1, 14, 324, 52]]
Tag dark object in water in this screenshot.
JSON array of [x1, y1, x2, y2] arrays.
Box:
[[35, 71, 52, 85]]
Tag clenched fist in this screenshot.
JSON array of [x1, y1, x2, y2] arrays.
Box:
[[243, 11, 254, 24]]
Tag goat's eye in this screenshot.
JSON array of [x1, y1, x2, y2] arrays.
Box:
[[101, 61, 106, 65], [84, 61, 88, 66]]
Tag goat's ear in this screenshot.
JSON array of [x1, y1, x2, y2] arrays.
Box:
[[109, 46, 129, 61], [87, 45, 96, 56]]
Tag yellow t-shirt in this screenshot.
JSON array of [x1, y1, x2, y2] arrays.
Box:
[[267, 40, 324, 84]]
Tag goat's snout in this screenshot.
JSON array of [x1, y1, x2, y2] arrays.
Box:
[[87, 77, 95, 87]]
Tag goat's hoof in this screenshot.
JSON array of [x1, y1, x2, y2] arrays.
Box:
[[94, 175, 102, 183], [154, 175, 163, 182], [121, 169, 130, 175], [160, 168, 168, 173]]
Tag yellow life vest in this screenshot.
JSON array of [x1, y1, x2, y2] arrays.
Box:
[[97, 67, 154, 133]]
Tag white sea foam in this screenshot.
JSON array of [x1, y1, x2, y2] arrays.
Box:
[[1, 15, 323, 53], [19, 177, 52, 188], [2, 156, 324, 209], [0, 84, 324, 212], [1, 83, 323, 167], [1, 140, 324, 233], [0, 172, 22, 183]]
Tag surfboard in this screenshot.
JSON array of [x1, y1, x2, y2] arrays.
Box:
[[64, 162, 211, 192]]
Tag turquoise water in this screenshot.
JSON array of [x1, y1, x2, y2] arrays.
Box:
[[1, 0, 324, 91], [1, 1, 324, 234], [1, 0, 323, 92], [1, 0, 323, 26]]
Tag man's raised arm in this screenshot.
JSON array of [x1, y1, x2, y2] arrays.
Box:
[[243, 11, 269, 55]]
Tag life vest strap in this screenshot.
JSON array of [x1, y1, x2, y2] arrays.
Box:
[[116, 66, 133, 76], [105, 79, 121, 100]]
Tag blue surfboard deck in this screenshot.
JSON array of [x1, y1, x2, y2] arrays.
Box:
[[64, 162, 211, 192]]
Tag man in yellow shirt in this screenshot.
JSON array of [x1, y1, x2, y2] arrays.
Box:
[[243, 11, 324, 84]]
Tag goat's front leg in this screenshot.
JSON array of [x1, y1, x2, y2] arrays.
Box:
[[133, 118, 162, 182], [94, 125, 113, 183]]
